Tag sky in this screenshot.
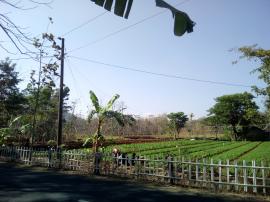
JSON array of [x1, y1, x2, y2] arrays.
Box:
[[1, 0, 270, 119]]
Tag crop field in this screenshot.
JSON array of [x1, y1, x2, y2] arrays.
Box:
[[104, 140, 270, 164]]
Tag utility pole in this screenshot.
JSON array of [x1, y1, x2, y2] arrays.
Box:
[[57, 38, 65, 147]]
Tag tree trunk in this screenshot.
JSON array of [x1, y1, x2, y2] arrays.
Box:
[[93, 120, 102, 153], [232, 125, 238, 140], [173, 133, 177, 140]]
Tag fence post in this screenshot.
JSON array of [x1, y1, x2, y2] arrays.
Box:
[[94, 152, 102, 175], [203, 158, 206, 187], [167, 156, 174, 184], [195, 159, 199, 186], [243, 160, 248, 192], [261, 161, 266, 194], [48, 147, 52, 168], [252, 160, 257, 193], [125, 155, 128, 175], [181, 156, 185, 179], [210, 159, 214, 189], [234, 160, 238, 191], [29, 147, 32, 165], [218, 160, 222, 190], [188, 158, 192, 182], [226, 159, 230, 191]]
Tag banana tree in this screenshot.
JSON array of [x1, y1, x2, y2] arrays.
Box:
[[0, 115, 32, 146], [85, 90, 132, 152]]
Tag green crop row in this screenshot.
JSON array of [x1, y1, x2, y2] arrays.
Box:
[[104, 139, 210, 154], [211, 142, 261, 162], [187, 141, 249, 160], [239, 142, 270, 163], [139, 141, 223, 157]]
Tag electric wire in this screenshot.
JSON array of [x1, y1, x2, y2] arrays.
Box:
[[61, 11, 108, 37], [66, 57, 145, 115], [66, 57, 84, 100], [68, 55, 253, 88]]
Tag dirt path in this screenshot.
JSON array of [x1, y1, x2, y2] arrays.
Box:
[[0, 162, 269, 202]]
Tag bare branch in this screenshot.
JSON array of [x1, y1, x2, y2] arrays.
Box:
[[0, 0, 53, 54]]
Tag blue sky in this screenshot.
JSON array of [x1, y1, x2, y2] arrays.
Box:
[[1, 0, 270, 118]]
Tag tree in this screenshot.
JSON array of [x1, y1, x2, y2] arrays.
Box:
[[0, 58, 25, 128], [85, 90, 134, 152], [208, 92, 259, 140], [235, 45, 270, 119], [23, 32, 64, 145], [167, 112, 188, 140], [90, 0, 195, 37]]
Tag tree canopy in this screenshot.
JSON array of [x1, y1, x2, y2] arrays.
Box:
[[236, 45, 270, 118], [208, 92, 259, 140], [167, 112, 188, 140], [0, 58, 25, 128]]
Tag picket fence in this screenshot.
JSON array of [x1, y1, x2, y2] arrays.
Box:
[[0, 146, 269, 195]]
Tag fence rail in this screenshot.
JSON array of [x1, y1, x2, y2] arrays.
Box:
[[0, 146, 269, 195]]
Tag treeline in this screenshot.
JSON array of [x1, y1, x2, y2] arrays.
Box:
[[1, 45, 270, 146], [0, 55, 70, 146], [63, 112, 269, 142]]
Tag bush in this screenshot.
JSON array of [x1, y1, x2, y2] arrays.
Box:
[[47, 140, 57, 147]]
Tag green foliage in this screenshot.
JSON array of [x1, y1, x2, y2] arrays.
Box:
[[236, 45, 270, 118], [47, 140, 57, 147], [212, 142, 260, 162], [0, 30, 70, 145], [87, 90, 134, 152], [23, 32, 70, 145], [167, 112, 188, 139], [0, 58, 25, 128], [208, 92, 260, 140], [0, 128, 11, 145]]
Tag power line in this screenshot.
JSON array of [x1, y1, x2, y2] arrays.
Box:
[[66, 57, 145, 115], [8, 55, 55, 61], [68, 55, 253, 88], [66, 57, 84, 100], [61, 11, 108, 37], [67, 0, 191, 53]]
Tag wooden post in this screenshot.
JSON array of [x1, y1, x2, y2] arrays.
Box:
[[143, 157, 146, 176], [188, 159, 191, 181], [168, 156, 174, 184], [261, 161, 266, 194], [182, 156, 185, 179], [226, 159, 230, 191], [125, 155, 128, 175], [218, 160, 222, 190], [195, 159, 199, 186], [76, 153, 79, 171], [94, 152, 101, 175], [234, 160, 238, 191], [203, 158, 206, 187], [243, 160, 248, 192], [210, 159, 214, 189], [48, 148, 52, 168], [174, 157, 177, 181], [252, 160, 257, 193]]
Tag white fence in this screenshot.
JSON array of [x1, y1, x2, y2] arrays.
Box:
[[0, 146, 269, 195]]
